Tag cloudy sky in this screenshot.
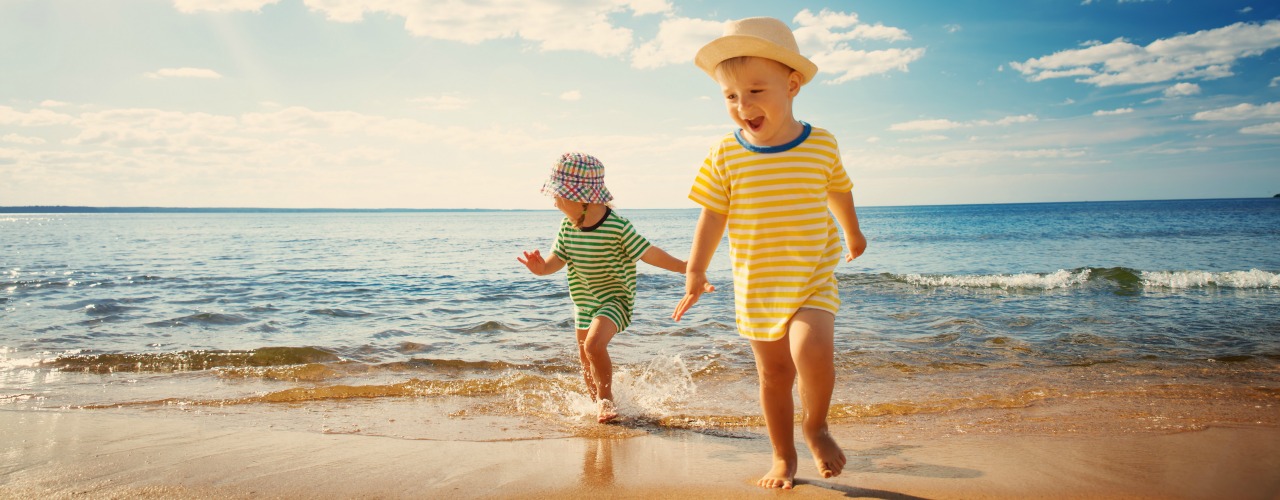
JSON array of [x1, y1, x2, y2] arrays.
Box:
[[2, 0, 1278, 209]]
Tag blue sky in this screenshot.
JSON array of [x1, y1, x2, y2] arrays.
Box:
[[2, 0, 1278, 209]]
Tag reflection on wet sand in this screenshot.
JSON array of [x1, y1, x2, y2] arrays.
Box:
[[581, 438, 616, 487]]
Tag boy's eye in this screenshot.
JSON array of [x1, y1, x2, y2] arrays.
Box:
[[725, 94, 737, 100]]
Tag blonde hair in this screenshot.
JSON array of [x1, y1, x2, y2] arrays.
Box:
[[713, 56, 799, 82]]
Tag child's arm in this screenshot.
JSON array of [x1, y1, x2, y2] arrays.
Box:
[[672, 208, 727, 321], [518, 249, 566, 276], [828, 191, 867, 262], [639, 246, 687, 274]]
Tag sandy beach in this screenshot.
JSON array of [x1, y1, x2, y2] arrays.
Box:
[[4, 403, 1278, 500]]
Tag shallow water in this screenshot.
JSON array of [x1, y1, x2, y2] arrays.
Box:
[[2, 199, 1278, 437]]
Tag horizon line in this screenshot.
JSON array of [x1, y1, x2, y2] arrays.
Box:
[[1, 196, 1275, 213]]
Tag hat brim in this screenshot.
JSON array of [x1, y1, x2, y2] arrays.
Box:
[[695, 35, 818, 85], [541, 178, 613, 204]]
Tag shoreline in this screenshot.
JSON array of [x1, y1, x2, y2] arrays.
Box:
[[3, 408, 1278, 499]]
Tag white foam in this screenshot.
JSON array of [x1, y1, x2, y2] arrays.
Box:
[[614, 355, 697, 418], [1141, 269, 1280, 289], [903, 269, 1091, 290]]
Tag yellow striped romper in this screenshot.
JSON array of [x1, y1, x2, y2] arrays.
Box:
[[689, 123, 853, 341]]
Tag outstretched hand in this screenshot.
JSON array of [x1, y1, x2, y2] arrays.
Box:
[[672, 272, 715, 322], [518, 249, 547, 275]]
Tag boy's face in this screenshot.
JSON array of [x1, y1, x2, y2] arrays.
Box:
[[716, 57, 803, 148]]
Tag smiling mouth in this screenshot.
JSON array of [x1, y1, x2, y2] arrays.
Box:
[[745, 117, 764, 131]]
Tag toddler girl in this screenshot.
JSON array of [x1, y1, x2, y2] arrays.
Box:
[[519, 152, 699, 423]]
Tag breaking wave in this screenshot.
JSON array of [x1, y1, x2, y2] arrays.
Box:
[[892, 267, 1278, 291]]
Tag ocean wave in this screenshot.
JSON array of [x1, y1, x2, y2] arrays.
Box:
[[146, 312, 253, 327], [45, 346, 339, 373], [900, 269, 1092, 290], [451, 320, 521, 333], [306, 308, 373, 318], [1141, 269, 1279, 289], [892, 267, 1279, 291]]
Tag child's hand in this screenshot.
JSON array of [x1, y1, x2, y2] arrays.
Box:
[[672, 271, 715, 321], [518, 249, 547, 275], [845, 229, 867, 262]]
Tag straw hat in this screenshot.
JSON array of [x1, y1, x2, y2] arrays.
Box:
[[541, 152, 613, 204], [695, 17, 818, 85]]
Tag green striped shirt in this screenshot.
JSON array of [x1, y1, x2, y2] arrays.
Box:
[[552, 210, 651, 329]]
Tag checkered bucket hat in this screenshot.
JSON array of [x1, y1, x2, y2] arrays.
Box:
[[541, 152, 613, 204]]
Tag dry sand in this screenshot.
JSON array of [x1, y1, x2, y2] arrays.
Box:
[[3, 408, 1279, 500]]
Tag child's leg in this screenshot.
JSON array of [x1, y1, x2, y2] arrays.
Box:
[[575, 328, 598, 401], [789, 308, 847, 478], [748, 336, 799, 489], [583, 316, 619, 422]]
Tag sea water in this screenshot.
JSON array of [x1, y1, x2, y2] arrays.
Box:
[[2, 199, 1277, 438]]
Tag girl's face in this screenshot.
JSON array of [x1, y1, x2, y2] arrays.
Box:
[[716, 57, 803, 148], [553, 196, 581, 218]]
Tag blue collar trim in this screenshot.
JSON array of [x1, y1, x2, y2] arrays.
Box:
[[734, 121, 811, 153]]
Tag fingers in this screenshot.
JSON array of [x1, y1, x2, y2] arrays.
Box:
[[672, 293, 699, 321], [518, 250, 543, 264]]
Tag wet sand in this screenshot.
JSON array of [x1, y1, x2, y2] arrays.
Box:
[[3, 407, 1278, 500]]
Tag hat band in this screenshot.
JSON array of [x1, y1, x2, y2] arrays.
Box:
[[551, 171, 605, 185]]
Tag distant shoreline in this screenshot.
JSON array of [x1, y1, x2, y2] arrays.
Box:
[[0, 207, 521, 214], [0, 197, 1274, 213]]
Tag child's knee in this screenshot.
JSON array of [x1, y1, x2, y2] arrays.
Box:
[[755, 359, 796, 384], [583, 335, 609, 356]]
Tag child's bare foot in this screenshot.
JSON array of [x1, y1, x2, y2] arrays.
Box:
[[806, 429, 847, 478], [757, 456, 796, 489], [597, 399, 618, 423]]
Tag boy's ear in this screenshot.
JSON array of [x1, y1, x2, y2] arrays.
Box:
[[788, 70, 802, 96]]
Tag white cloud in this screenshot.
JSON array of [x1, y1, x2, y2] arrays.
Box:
[[848, 148, 1086, 170], [0, 102, 709, 208], [1240, 122, 1280, 135], [144, 67, 223, 79], [1192, 101, 1280, 121], [793, 9, 925, 84], [2, 134, 46, 145], [1011, 20, 1280, 87], [173, 0, 278, 13], [174, 0, 657, 58], [1094, 107, 1134, 116], [1270, 76, 1280, 87], [312, 0, 642, 57], [794, 9, 910, 44], [40, 100, 69, 108], [891, 119, 961, 132], [890, 114, 1038, 131], [944, 24, 962, 34], [624, 0, 671, 15], [811, 47, 927, 84], [559, 90, 582, 101], [412, 94, 470, 110], [899, 134, 949, 143], [631, 17, 723, 69], [0, 106, 75, 126], [1162, 82, 1201, 97], [1240, 6, 1253, 14]]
